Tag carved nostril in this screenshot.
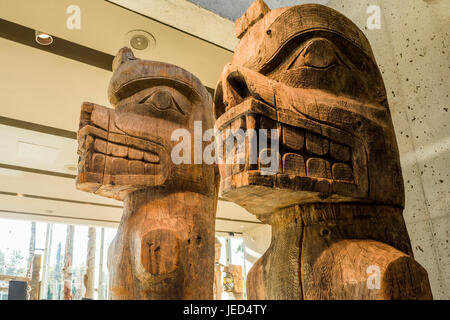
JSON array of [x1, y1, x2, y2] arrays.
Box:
[[227, 71, 251, 99], [216, 71, 251, 115]]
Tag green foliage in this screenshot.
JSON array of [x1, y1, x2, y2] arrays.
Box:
[[0, 249, 26, 276]]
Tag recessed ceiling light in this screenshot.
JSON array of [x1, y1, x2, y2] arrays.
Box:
[[35, 30, 53, 45], [124, 30, 155, 53], [16, 193, 24, 197], [130, 35, 148, 50]]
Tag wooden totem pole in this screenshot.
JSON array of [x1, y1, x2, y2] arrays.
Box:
[[76, 48, 219, 299], [213, 1, 433, 299]]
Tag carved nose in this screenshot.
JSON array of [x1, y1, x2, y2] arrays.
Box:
[[224, 71, 251, 108], [213, 65, 275, 120], [214, 66, 251, 119]]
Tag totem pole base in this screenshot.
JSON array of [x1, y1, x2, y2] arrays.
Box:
[[247, 203, 433, 300], [108, 190, 217, 299]]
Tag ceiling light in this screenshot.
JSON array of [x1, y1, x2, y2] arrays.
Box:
[[35, 31, 53, 45], [124, 30, 155, 54], [17, 193, 24, 197], [130, 35, 148, 50]]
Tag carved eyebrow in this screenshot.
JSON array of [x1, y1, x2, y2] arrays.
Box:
[[138, 90, 186, 116]]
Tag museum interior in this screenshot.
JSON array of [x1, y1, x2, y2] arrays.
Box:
[[0, 0, 448, 300]]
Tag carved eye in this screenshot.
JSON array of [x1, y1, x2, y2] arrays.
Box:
[[139, 90, 185, 115], [288, 38, 338, 70]]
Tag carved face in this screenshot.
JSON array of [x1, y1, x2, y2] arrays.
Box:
[[213, 4, 404, 216], [77, 48, 217, 200]]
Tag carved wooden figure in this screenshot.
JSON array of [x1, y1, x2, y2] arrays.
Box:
[[76, 48, 218, 299], [213, 1, 432, 299]]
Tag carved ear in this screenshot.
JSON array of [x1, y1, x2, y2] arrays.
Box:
[[235, 0, 270, 39], [112, 47, 138, 72]]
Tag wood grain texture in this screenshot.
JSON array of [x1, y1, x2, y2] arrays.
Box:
[[63, 225, 74, 300], [76, 48, 218, 299], [214, 1, 432, 300], [83, 227, 96, 299], [214, 237, 223, 300], [107, 190, 216, 299], [30, 254, 41, 300]]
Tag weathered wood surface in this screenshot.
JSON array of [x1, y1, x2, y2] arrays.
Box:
[[26, 222, 36, 279], [223, 265, 244, 300], [63, 225, 74, 300], [84, 227, 96, 299], [214, 1, 432, 300], [30, 254, 42, 300], [213, 237, 223, 300], [76, 48, 218, 299]]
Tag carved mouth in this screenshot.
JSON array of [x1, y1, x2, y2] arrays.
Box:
[[215, 97, 368, 212], [78, 132, 161, 175], [219, 113, 353, 181], [76, 102, 169, 199]]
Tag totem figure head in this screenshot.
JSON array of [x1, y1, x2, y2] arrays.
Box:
[[77, 48, 217, 200], [214, 1, 404, 216]]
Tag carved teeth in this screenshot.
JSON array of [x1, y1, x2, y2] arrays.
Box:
[[330, 142, 351, 162], [283, 153, 306, 175], [92, 154, 105, 173], [128, 148, 144, 160], [143, 151, 160, 164], [306, 158, 331, 179], [129, 160, 145, 175], [107, 142, 128, 158], [282, 125, 304, 151], [219, 114, 355, 183], [245, 114, 258, 170], [305, 132, 329, 156], [259, 116, 277, 139], [144, 163, 155, 175], [332, 163, 354, 181], [258, 148, 280, 174], [232, 116, 246, 174], [112, 158, 128, 174], [94, 139, 107, 154], [89, 137, 159, 165]]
